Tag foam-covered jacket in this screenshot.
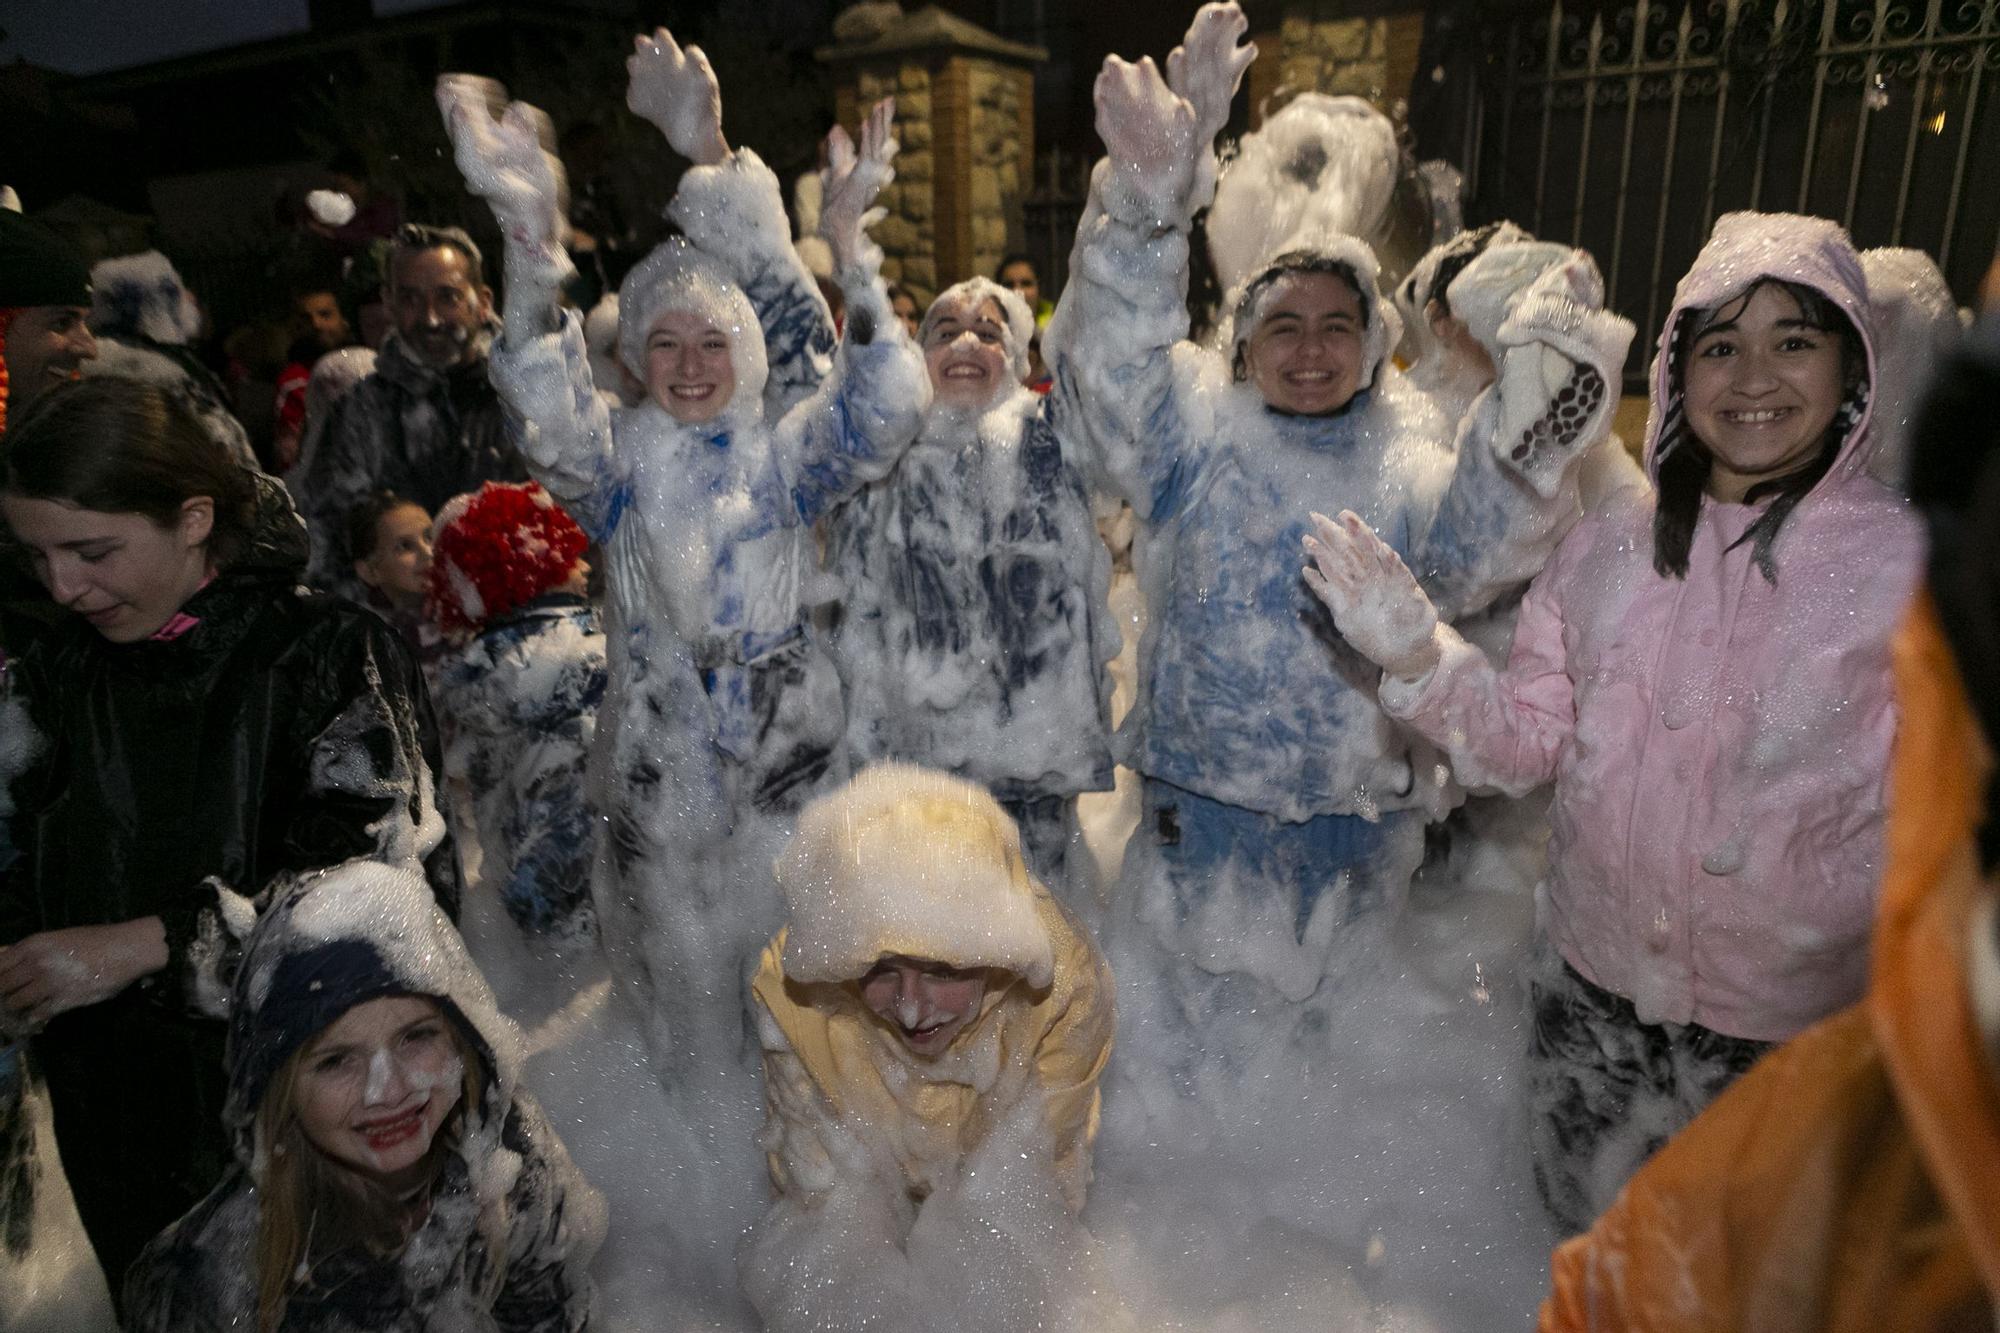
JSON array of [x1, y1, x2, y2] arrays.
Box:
[[125, 862, 605, 1332], [1380, 212, 1924, 1041], [1044, 153, 1633, 824], [489, 149, 926, 818], [436, 593, 606, 943], [1538, 600, 1996, 1332], [298, 332, 525, 589], [825, 380, 1117, 801]]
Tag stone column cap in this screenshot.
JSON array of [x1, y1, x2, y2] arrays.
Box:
[[816, 5, 1047, 66]]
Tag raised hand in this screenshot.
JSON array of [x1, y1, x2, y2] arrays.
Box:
[[1166, 2, 1257, 142], [818, 98, 897, 275], [436, 75, 568, 257], [626, 28, 728, 165], [1301, 510, 1442, 683], [1095, 55, 1201, 189]]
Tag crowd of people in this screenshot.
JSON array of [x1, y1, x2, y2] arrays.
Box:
[[0, 3, 1995, 1329]]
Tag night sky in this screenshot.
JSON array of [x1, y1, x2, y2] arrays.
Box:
[[1, 0, 454, 76]]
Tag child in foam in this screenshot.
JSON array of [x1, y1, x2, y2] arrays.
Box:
[[429, 481, 604, 949], [125, 861, 604, 1331], [742, 765, 1115, 1323], [1304, 210, 1924, 1231], [347, 489, 444, 676], [824, 278, 1118, 889], [1045, 4, 1634, 1003], [437, 42, 924, 834]]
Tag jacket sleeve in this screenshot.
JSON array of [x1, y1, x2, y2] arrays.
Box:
[[755, 1000, 847, 1204], [171, 613, 460, 1015], [1377, 542, 1578, 798], [1412, 256, 1636, 620], [488, 312, 627, 546], [0, 673, 49, 947], [1042, 160, 1214, 524], [767, 257, 928, 528], [489, 1097, 607, 1333], [669, 149, 838, 420], [1035, 911, 1116, 1214]]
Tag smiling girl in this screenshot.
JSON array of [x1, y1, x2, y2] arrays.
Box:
[[124, 862, 602, 1332], [1302, 211, 1924, 1231], [824, 277, 1117, 888]]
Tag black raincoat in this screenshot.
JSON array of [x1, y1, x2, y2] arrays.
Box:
[[0, 476, 460, 1296]]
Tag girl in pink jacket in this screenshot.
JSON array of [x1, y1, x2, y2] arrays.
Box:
[[1302, 211, 1924, 1233]]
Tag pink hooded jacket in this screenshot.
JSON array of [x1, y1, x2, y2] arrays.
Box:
[[1380, 212, 1924, 1042]]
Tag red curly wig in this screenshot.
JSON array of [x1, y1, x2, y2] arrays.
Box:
[[427, 480, 588, 636]]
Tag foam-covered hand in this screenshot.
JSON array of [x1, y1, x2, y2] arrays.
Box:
[[819, 98, 897, 276], [1302, 510, 1442, 682], [1094, 55, 1202, 216], [626, 28, 728, 165], [436, 75, 568, 258], [1489, 252, 1634, 494], [1166, 2, 1257, 143], [0, 920, 167, 1030]]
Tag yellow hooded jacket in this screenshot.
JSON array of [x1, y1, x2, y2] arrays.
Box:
[[751, 885, 1113, 1216], [1538, 596, 2000, 1332]]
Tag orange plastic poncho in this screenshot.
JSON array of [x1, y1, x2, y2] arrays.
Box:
[[1538, 595, 2000, 1332]]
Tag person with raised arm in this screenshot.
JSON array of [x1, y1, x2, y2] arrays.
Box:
[[1044, 3, 1633, 1007]]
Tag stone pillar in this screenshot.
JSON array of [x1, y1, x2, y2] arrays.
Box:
[[1246, 2, 1427, 127], [820, 5, 1044, 305]]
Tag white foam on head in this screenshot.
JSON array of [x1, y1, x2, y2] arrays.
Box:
[[616, 237, 770, 428], [919, 277, 1036, 384], [1207, 94, 1402, 294]]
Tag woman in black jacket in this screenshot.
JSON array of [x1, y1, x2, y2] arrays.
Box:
[[0, 377, 459, 1302]]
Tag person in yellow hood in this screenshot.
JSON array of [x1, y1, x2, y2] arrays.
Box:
[[750, 762, 1114, 1217], [1538, 296, 2000, 1332]]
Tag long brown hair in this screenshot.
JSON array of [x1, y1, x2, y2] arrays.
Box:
[[251, 1011, 487, 1333]]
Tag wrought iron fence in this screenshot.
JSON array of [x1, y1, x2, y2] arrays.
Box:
[[1462, 0, 2000, 383], [1022, 145, 1091, 301]]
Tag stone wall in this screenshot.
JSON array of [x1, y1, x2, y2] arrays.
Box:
[[1247, 4, 1426, 126], [846, 61, 939, 296]]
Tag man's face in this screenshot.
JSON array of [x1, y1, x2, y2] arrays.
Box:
[[998, 261, 1040, 309], [386, 247, 489, 369], [296, 291, 351, 352], [4, 305, 97, 413]]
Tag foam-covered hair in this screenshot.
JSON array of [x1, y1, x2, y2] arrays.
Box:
[[918, 276, 1036, 383], [89, 250, 203, 346], [617, 237, 769, 424], [1220, 229, 1402, 396], [1208, 94, 1402, 296], [776, 763, 1055, 990]]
